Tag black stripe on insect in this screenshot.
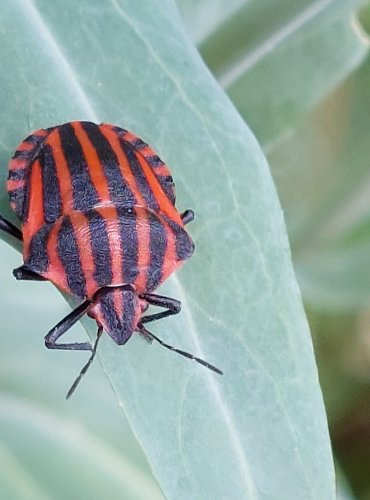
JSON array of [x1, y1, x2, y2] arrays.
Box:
[[59, 123, 100, 212]]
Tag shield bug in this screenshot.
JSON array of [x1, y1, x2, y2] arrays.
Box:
[[0, 121, 222, 397]]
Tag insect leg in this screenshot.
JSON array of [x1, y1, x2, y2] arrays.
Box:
[[138, 293, 223, 375], [138, 324, 223, 375], [66, 326, 104, 399], [139, 293, 181, 325], [0, 215, 22, 241], [13, 266, 47, 281], [45, 299, 93, 351], [180, 209, 195, 225]]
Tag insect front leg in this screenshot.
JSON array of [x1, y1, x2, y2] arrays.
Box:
[[0, 215, 22, 241], [45, 299, 93, 351], [138, 293, 181, 325]]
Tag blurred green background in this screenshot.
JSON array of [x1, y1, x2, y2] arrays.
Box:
[[1, 0, 370, 498]]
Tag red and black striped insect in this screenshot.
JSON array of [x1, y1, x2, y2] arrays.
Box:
[[0, 121, 222, 397]]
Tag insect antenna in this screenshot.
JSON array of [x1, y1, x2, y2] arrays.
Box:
[[66, 326, 104, 399], [138, 325, 223, 375]]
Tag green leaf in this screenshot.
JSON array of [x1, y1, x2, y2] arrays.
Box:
[[268, 49, 370, 311], [0, 0, 334, 498], [177, 0, 369, 147]]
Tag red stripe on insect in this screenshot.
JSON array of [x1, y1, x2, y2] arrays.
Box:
[[95, 205, 123, 287], [99, 126, 147, 207], [17, 141, 34, 152], [6, 179, 25, 191], [161, 218, 178, 283], [153, 166, 171, 176], [134, 206, 151, 293], [138, 146, 154, 157], [135, 153, 182, 225], [22, 159, 44, 259], [120, 131, 137, 143], [8, 158, 28, 170]]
